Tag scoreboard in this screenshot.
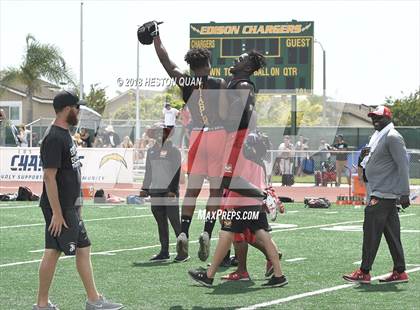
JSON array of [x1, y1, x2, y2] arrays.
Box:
[[190, 21, 314, 93]]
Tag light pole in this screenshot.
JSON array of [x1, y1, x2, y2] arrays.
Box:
[[135, 35, 140, 142], [79, 1, 84, 99], [315, 40, 326, 125]]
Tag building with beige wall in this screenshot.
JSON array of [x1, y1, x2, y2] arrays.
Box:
[[104, 89, 161, 118], [0, 79, 59, 125]]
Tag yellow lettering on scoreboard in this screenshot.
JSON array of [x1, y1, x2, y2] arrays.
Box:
[[201, 26, 240, 35], [270, 67, 281, 76], [283, 67, 298, 76], [285, 38, 311, 47], [253, 67, 282, 77], [191, 39, 216, 49], [224, 68, 232, 75], [254, 68, 270, 76], [210, 67, 221, 76]]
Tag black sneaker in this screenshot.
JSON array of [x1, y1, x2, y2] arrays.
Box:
[[229, 256, 239, 267], [188, 269, 214, 287], [174, 254, 190, 263], [220, 257, 232, 267], [149, 253, 170, 262], [262, 275, 288, 288]]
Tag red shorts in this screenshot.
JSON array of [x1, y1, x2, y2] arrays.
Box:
[[187, 128, 227, 177], [223, 129, 248, 178], [234, 228, 256, 244], [223, 161, 265, 207]]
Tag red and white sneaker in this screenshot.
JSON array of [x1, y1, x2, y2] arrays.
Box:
[[278, 200, 285, 214], [263, 187, 284, 221], [343, 269, 371, 284], [221, 271, 251, 281], [379, 271, 409, 284]]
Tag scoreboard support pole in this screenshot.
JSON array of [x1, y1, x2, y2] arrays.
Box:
[[291, 95, 297, 136]]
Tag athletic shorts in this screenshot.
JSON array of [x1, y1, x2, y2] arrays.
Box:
[[223, 129, 248, 178], [187, 128, 227, 177], [221, 206, 270, 234], [42, 207, 91, 255], [234, 228, 256, 243]]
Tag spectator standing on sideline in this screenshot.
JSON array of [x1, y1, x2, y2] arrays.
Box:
[[120, 136, 134, 148], [72, 133, 84, 147], [17, 124, 31, 147], [162, 102, 179, 129], [295, 135, 309, 177], [140, 123, 181, 262], [277, 135, 294, 186], [103, 125, 120, 148], [0, 108, 8, 146], [80, 128, 92, 147], [343, 106, 410, 284], [318, 138, 332, 167], [333, 134, 350, 187]]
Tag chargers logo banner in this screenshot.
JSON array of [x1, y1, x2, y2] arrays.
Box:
[[0, 147, 133, 184]]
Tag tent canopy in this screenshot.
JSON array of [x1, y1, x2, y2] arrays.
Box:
[[78, 105, 102, 131]]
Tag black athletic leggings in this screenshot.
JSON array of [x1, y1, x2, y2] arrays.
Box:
[[150, 194, 181, 255]]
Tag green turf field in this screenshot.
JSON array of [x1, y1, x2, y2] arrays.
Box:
[[0, 201, 419, 309]]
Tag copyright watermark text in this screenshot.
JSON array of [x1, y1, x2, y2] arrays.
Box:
[[117, 76, 202, 88]]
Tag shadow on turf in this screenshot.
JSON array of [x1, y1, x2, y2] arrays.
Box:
[[354, 283, 407, 293], [187, 279, 268, 295], [131, 260, 174, 267]]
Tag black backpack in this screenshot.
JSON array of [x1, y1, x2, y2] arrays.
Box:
[[94, 189, 106, 203], [304, 197, 331, 208], [16, 186, 39, 201]]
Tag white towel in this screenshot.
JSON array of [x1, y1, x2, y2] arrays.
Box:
[[361, 122, 394, 168]]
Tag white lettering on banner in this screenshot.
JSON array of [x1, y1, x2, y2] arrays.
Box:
[[0, 147, 133, 184]]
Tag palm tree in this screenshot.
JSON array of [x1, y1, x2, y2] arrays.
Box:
[[0, 34, 73, 123]]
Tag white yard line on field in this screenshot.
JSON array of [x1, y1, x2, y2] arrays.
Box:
[[237, 267, 420, 310], [285, 258, 306, 262], [269, 214, 414, 235], [0, 214, 154, 229], [0, 205, 38, 209]]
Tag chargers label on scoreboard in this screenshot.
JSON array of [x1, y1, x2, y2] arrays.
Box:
[[190, 21, 314, 93]]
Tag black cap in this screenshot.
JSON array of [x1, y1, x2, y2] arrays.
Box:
[[53, 90, 84, 110]]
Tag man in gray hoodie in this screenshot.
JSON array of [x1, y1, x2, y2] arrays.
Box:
[[343, 105, 410, 284]]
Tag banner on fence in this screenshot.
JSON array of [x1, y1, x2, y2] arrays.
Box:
[[0, 147, 133, 184]]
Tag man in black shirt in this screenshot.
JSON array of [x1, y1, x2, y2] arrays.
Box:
[[332, 134, 350, 187], [140, 123, 181, 262], [34, 90, 123, 310]]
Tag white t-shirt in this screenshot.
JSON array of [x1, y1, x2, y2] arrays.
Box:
[[163, 107, 179, 126]]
